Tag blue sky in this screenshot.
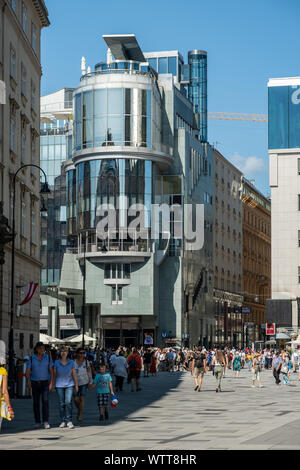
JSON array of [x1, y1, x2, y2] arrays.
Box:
[[41, 0, 300, 195]]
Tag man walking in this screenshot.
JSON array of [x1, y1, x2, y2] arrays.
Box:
[[26, 342, 54, 429], [192, 348, 206, 392], [272, 351, 282, 385]]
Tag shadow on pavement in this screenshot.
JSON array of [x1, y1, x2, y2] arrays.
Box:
[[1, 372, 184, 435]]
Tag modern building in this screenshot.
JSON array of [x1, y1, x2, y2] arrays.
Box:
[[267, 77, 300, 335], [213, 149, 244, 348], [39, 88, 80, 339], [0, 0, 49, 357], [242, 177, 271, 343], [59, 34, 214, 348]]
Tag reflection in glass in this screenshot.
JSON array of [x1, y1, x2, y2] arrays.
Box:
[[158, 57, 167, 74]]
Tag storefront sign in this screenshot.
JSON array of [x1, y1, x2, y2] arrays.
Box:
[[266, 323, 276, 335]]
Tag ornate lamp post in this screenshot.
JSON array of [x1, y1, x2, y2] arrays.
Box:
[[8, 164, 50, 397]]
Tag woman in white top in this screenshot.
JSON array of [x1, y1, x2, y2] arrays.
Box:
[[73, 348, 93, 422], [211, 350, 226, 392]]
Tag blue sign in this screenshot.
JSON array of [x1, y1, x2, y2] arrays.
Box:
[[161, 331, 168, 338]]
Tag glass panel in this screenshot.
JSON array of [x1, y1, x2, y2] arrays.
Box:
[[75, 93, 82, 121], [83, 119, 93, 148], [75, 121, 82, 150], [111, 265, 116, 279], [104, 264, 110, 279], [268, 86, 288, 149], [94, 116, 107, 146], [112, 286, 116, 301], [83, 91, 93, 118], [107, 115, 122, 145], [117, 264, 122, 278], [158, 57, 167, 74], [107, 88, 122, 114], [118, 287, 122, 301], [94, 89, 107, 115], [289, 86, 300, 148], [168, 56, 177, 76], [124, 264, 130, 279], [148, 58, 157, 72], [124, 88, 131, 115]]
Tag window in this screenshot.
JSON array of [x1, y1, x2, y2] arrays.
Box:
[[66, 298, 75, 314], [31, 136, 35, 164], [21, 129, 26, 163], [31, 23, 37, 52], [22, 2, 27, 33], [11, 0, 16, 11], [148, 58, 157, 72], [112, 286, 123, 304], [298, 230, 300, 248], [168, 56, 177, 76], [104, 264, 131, 279], [298, 267, 300, 284], [21, 200, 26, 237], [10, 117, 15, 151], [158, 57, 167, 74], [31, 81, 36, 109], [298, 195, 300, 211], [10, 47, 16, 79], [29, 334, 34, 349], [19, 333, 24, 350], [31, 207, 35, 243], [21, 63, 27, 96]]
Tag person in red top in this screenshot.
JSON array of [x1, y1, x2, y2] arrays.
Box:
[[127, 347, 142, 392]]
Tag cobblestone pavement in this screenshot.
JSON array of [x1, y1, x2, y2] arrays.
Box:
[[1, 367, 300, 450]]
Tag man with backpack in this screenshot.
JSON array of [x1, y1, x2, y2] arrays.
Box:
[[192, 347, 207, 392], [127, 347, 142, 392], [25, 341, 54, 429]]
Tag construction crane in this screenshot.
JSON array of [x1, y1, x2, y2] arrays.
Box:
[[208, 112, 267, 122]]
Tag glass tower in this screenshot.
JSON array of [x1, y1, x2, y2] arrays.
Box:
[[188, 50, 207, 142]]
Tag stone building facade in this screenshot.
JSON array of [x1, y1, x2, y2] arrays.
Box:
[[0, 0, 49, 357]]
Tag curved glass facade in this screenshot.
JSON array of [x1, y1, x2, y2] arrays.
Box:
[[67, 159, 152, 232], [74, 87, 153, 150]]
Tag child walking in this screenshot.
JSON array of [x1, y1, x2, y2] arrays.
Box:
[[89, 364, 114, 422]]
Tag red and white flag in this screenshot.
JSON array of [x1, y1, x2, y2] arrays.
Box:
[[19, 282, 39, 306]]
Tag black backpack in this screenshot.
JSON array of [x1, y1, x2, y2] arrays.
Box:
[[129, 356, 138, 369], [195, 355, 204, 369]]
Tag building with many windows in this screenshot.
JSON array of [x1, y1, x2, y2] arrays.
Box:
[[267, 77, 300, 335], [39, 88, 81, 339], [0, 0, 49, 357], [59, 34, 214, 348], [242, 178, 271, 343], [213, 149, 244, 347]]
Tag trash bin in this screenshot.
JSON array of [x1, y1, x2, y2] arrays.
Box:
[[16, 361, 31, 398]]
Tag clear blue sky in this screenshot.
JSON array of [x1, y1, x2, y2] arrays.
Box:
[[41, 0, 300, 195]]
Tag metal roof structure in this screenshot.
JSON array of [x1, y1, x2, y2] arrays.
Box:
[[102, 34, 145, 62]]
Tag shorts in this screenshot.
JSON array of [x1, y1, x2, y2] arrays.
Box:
[[97, 393, 110, 407], [129, 370, 141, 380], [74, 384, 88, 398], [194, 367, 205, 378], [252, 369, 260, 381]]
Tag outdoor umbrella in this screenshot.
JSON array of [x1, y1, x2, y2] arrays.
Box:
[[40, 333, 63, 344], [64, 334, 97, 343], [276, 332, 290, 340]]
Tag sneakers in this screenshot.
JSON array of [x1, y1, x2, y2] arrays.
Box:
[[67, 421, 75, 429], [59, 422, 67, 428], [43, 422, 51, 429]]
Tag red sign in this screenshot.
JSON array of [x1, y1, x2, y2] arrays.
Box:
[[266, 323, 275, 335]]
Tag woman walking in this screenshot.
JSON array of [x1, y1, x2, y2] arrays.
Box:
[[212, 350, 226, 392], [281, 352, 290, 385], [233, 352, 241, 378], [150, 351, 158, 376], [0, 356, 14, 431], [73, 348, 93, 422], [251, 353, 263, 388], [53, 347, 78, 429]]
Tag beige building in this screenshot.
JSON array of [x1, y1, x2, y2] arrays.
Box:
[[0, 0, 49, 357], [213, 149, 244, 347]]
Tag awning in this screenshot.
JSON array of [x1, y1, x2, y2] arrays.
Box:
[[276, 332, 290, 340], [64, 334, 97, 343], [40, 333, 63, 344]]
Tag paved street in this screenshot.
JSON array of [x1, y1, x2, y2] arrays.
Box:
[[2, 367, 300, 450]]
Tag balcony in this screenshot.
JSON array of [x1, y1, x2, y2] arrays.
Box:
[[71, 229, 152, 263]]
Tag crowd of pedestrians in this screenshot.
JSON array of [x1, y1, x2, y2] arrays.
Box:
[[0, 341, 299, 431]]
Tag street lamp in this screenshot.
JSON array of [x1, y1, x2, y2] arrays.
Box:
[[8, 164, 50, 398]]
